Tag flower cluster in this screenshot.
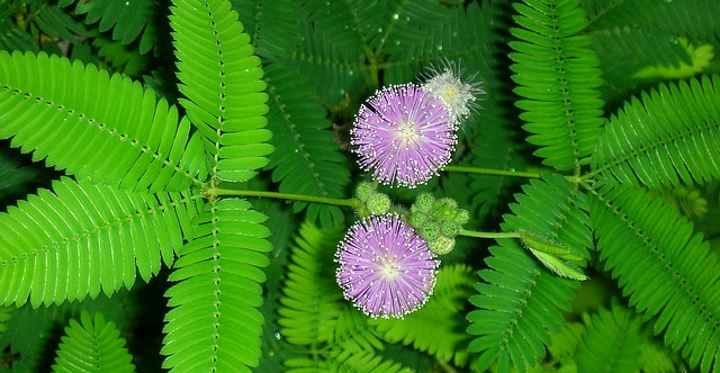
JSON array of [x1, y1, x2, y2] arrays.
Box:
[[338, 63, 480, 318], [335, 214, 440, 318], [351, 64, 481, 188], [410, 193, 469, 255]]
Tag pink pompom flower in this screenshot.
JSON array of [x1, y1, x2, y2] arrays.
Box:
[[335, 214, 440, 318], [351, 83, 457, 188]]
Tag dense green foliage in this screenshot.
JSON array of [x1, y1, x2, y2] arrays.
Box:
[[0, 0, 719, 372]]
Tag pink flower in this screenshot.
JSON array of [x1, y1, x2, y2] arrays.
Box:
[[351, 84, 456, 188], [335, 214, 440, 318]]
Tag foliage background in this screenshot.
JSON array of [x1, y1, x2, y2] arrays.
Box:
[[0, 0, 719, 372]]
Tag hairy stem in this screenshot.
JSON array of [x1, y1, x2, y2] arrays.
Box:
[[458, 229, 522, 239], [443, 165, 542, 179], [212, 188, 361, 208]]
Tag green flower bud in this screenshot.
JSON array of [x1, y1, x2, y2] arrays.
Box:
[[367, 193, 391, 215], [441, 222, 460, 237], [429, 236, 455, 255], [410, 211, 428, 228], [421, 223, 440, 241], [454, 209, 470, 225], [355, 182, 375, 201], [414, 193, 435, 212]]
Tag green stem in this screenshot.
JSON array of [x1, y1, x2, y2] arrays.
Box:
[[443, 165, 542, 179], [458, 229, 522, 239], [212, 188, 361, 209]]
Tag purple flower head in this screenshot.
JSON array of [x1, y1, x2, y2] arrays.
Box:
[[351, 84, 457, 188], [335, 214, 440, 318]]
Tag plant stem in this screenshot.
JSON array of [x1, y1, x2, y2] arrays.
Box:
[[212, 188, 361, 208], [458, 229, 522, 239], [443, 165, 542, 179]]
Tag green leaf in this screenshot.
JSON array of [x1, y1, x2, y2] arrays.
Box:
[[575, 305, 644, 373], [93, 37, 149, 77], [0, 177, 203, 307], [509, 0, 605, 171], [278, 222, 344, 345], [61, 0, 156, 54], [170, 0, 272, 183], [546, 322, 585, 362], [0, 290, 135, 372], [0, 17, 37, 52], [52, 312, 136, 373], [0, 51, 208, 192], [371, 264, 473, 366], [162, 198, 272, 373], [467, 175, 592, 372], [285, 350, 412, 373], [589, 182, 720, 373], [264, 63, 351, 228], [34, 5, 88, 41], [591, 75, 720, 188]]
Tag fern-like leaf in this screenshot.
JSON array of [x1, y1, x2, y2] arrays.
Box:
[[34, 5, 88, 41], [52, 312, 136, 373], [59, 0, 156, 54], [0, 51, 208, 192], [575, 305, 644, 373], [285, 350, 411, 373], [591, 75, 720, 188], [162, 198, 272, 372], [0, 177, 203, 307], [467, 175, 592, 372], [264, 63, 350, 227], [509, 0, 605, 171], [0, 16, 37, 52], [170, 0, 271, 183], [589, 182, 720, 373], [371, 264, 473, 366], [278, 222, 344, 345]]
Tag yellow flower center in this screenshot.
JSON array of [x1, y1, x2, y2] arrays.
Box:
[[442, 85, 459, 101], [395, 120, 421, 147], [379, 257, 401, 280]]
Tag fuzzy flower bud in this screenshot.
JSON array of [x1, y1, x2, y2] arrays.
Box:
[[367, 193, 391, 215], [429, 236, 456, 256], [414, 193, 435, 212], [421, 62, 484, 125], [355, 182, 375, 202]]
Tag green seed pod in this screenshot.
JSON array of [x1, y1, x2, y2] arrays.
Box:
[[430, 236, 455, 255], [367, 193, 391, 215]]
